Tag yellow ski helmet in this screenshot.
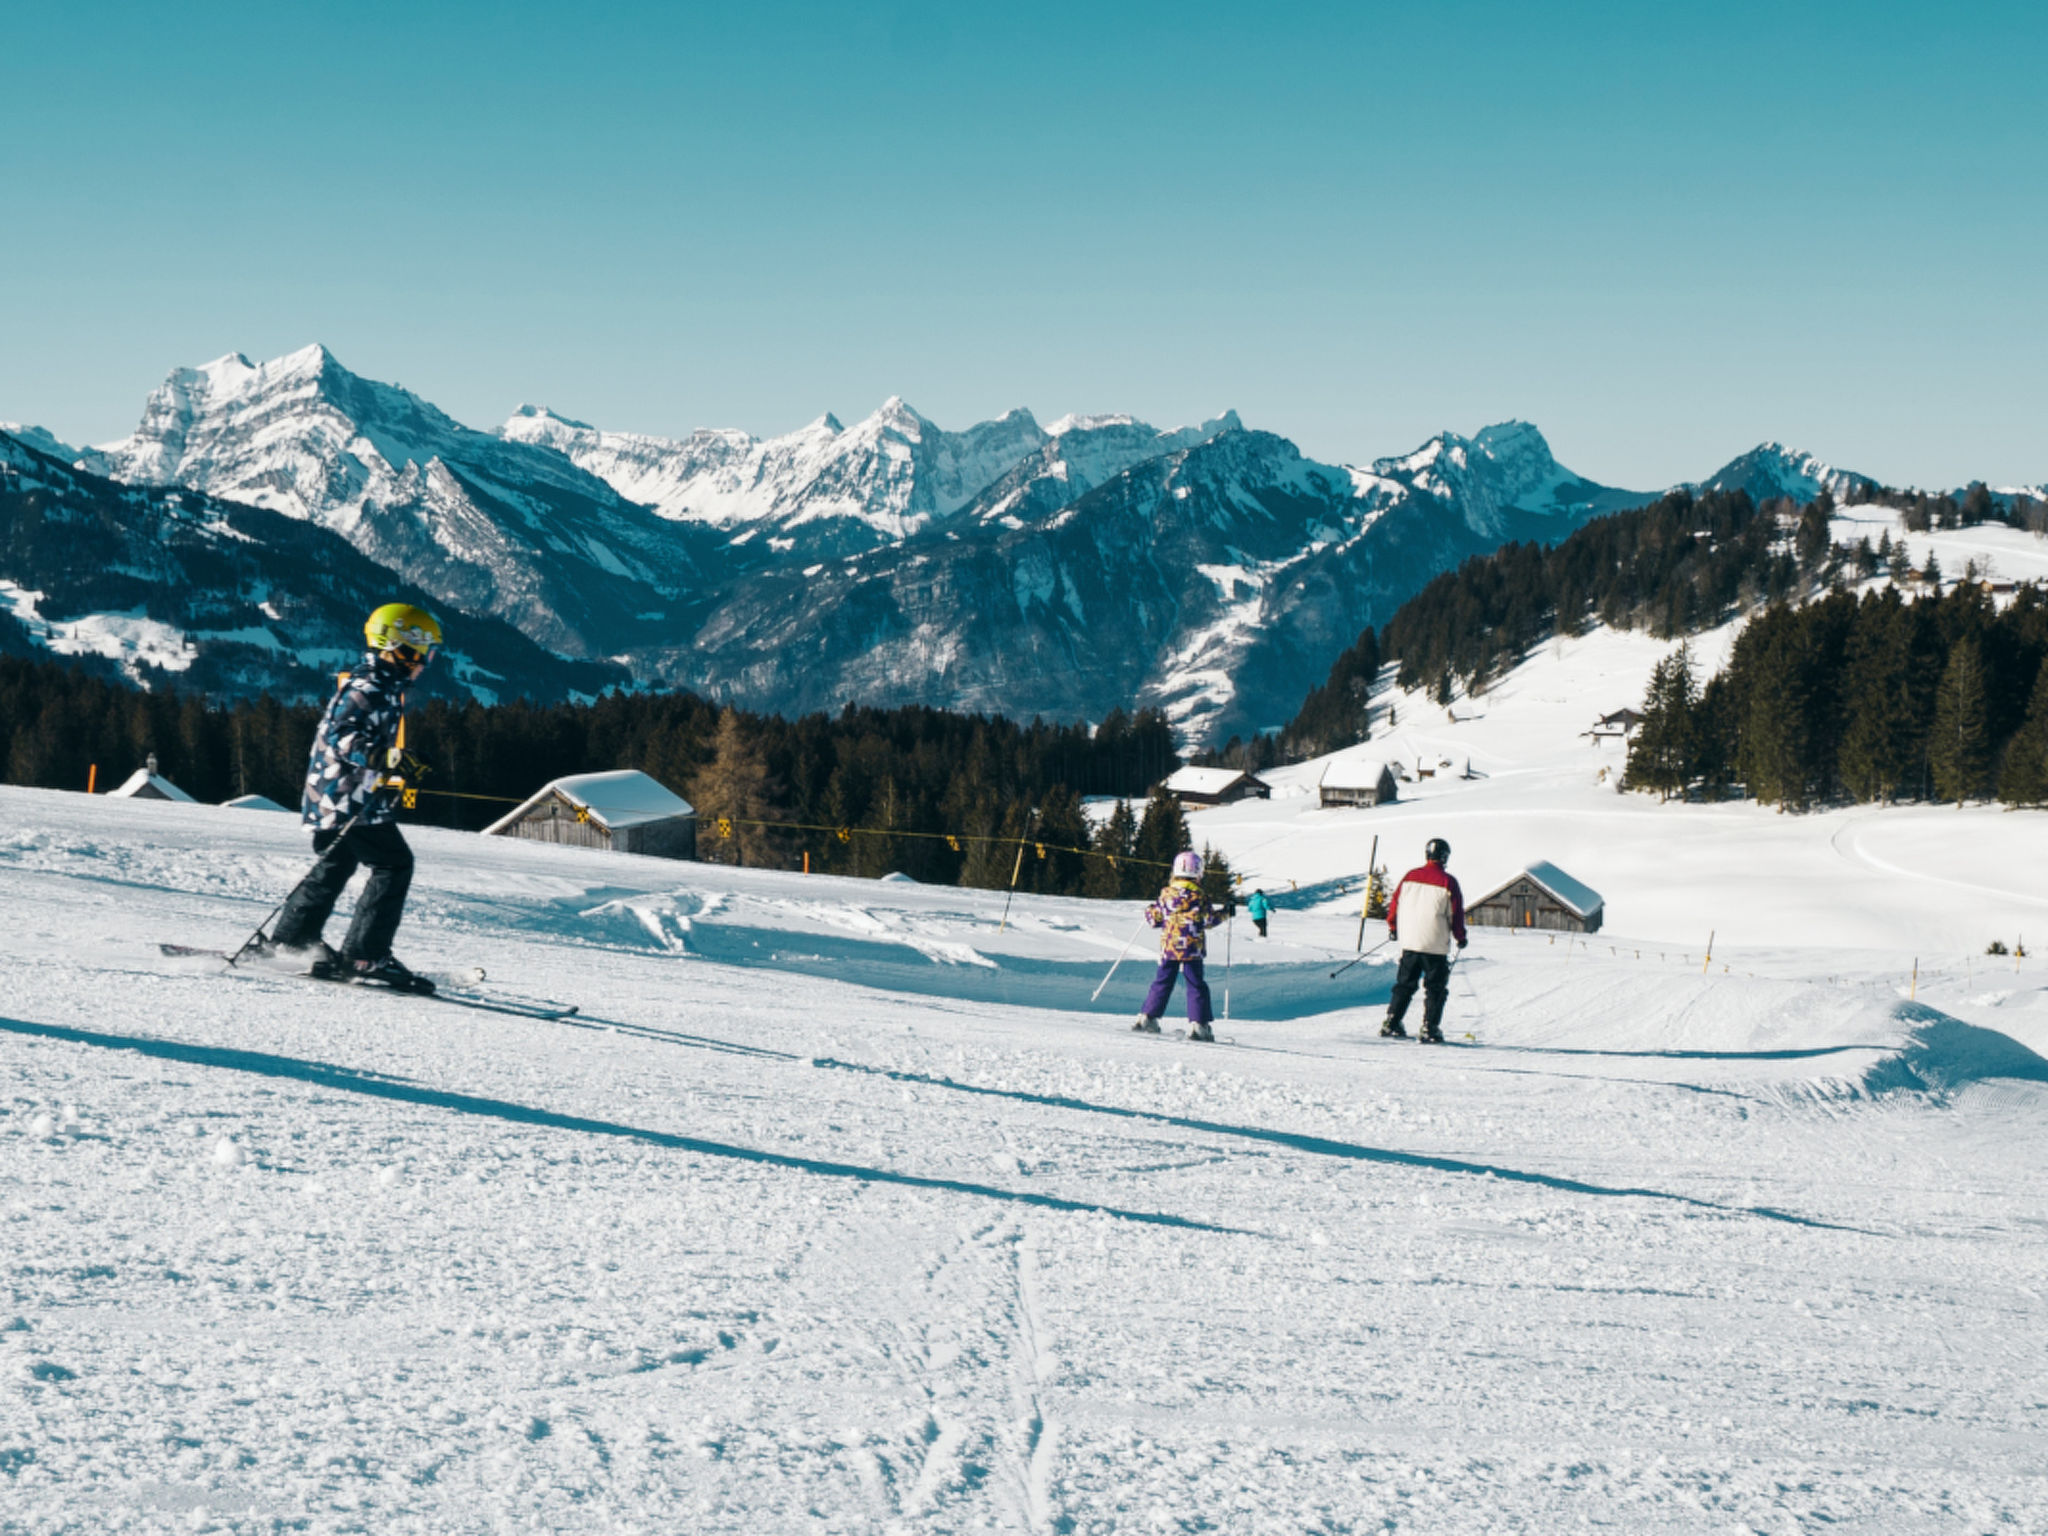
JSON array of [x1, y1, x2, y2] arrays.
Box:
[[364, 602, 443, 664]]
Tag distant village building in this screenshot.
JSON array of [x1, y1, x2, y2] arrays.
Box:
[[482, 769, 696, 860], [1584, 709, 1643, 745], [1158, 766, 1272, 806], [1468, 861, 1604, 934], [1317, 757, 1398, 808], [108, 754, 196, 803]]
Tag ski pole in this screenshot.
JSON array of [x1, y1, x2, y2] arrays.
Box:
[[226, 793, 380, 965], [1329, 936, 1392, 980], [1090, 916, 1149, 1002], [1222, 904, 1234, 1022]]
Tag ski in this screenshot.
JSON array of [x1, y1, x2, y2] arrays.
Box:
[[159, 944, 577, 1020]]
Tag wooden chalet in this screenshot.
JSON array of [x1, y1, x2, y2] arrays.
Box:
[[1468, 860, 1604, 934], [482, 769, 696, 860], [1158, 765, 1272, 806], [1317, 757, 1398, 808]]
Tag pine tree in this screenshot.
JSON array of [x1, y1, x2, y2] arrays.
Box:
[[1132, 788, 1191, 895], [1838, 594, 1918, 802], [689, 709, 784, 867], [1625, 644, 1697, 800], [853, 775, 906, 878], [1084, 799, 1136, 900], [1929, 635, 1990, 805], [1997, 662, 2048, 807], [1033, 784, 1091, 895]]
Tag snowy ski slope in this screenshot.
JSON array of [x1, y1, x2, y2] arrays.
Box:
[[4, 766, 2046, 1533]]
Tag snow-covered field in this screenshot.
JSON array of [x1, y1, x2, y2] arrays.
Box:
[[6, 750, 2048, 1532]]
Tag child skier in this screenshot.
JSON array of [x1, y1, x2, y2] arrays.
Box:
[[1134, 850, 1233, 1042], [1381, 837, 1466, 1043], [258, 602, 440, 991]]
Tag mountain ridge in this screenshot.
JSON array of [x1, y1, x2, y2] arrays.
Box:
[[28, 344, 1998, 743]]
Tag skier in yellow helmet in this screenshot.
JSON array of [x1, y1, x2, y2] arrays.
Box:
[[260, 603, 440, 990]]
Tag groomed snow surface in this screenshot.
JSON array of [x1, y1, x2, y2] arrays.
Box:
[[5, 749, 2046, 1534]]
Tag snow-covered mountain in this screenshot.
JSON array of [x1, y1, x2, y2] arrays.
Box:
[[81, 347, 704, 658], [1697, 442, 1879, 505], [89, 347, 2040, 738], [498, 399, 1243, 557], [648, 420, 1645, 741], [0, 429, 622, 703]]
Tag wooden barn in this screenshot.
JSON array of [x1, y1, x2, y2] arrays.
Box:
[[1317, 757, 1398, 808], [1469, 860, 1604, 933], [482, 769, 696, 860], [1158, 765, 1272, 806], [109, 754, 196, 803]]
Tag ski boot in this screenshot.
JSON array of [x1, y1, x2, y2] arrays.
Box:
[[1131, 1014, 1162, 1034], [1187, 1021, 1215, 1043], [345, 954, 435, 994], [249, 936, 337, 975], [1417, 1023, 1445, 1045], [1379, 1017, 1408, 1039]]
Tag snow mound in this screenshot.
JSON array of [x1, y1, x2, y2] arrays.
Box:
[[1860, 1009, 2048, 1099]]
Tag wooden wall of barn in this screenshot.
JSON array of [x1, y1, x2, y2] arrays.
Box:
[[1468, 876, 1602, 934]]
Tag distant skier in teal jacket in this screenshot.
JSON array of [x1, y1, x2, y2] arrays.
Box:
[[1246, 888, 1271, 938]]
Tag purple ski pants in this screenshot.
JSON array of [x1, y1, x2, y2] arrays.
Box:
[[1141, 956, 1212, 1024]]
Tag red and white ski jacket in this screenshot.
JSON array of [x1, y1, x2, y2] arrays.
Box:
[[1386, 862, 1466, 955]]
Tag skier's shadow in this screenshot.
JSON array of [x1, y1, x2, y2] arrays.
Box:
[[0, 1014, 1241, 1235]]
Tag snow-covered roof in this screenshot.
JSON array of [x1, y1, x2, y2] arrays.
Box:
[[1162, 766, 1263, 796], [482, 769, 693, 835], [1317, 757, 1395, 790], [108, 768, 196, 802], [221, 793, 292, 813], [1489, 860, 1604, 918]]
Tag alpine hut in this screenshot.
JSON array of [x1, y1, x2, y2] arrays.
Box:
[[1468, 860, 1604, 934], [482, 769, 697, 860], [1158, 765, 1272, 806], [108, 754, 196, 803], [1317, 757, 1398, 809]]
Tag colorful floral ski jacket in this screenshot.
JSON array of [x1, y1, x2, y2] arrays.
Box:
[[1146, 876, 1227, 960], [301, 651, 410, 831]]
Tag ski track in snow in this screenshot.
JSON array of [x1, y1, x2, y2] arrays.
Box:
[[3, 785, 2048, 1533]]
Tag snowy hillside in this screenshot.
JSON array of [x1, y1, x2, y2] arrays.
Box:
[[5, 771, 2046, 1532], [1188, 497, 2048, 953]]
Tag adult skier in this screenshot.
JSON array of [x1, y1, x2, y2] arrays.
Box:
[[1134, 850, 1232, 1042], [1380, 837, 1466, 1043], [257, 602, 440, 990], [1246, 888, 1272, 939]]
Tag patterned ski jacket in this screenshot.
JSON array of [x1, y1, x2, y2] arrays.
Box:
[[1146, 877, 1227, 960], [301, 651, 410, 831], [1386, 862, 1467, 955]]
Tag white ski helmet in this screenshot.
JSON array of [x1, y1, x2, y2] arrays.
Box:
[[1172, 850, 1204, 880]]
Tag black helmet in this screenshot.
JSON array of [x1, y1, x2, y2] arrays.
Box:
[[1425, 837, 1451, 864]]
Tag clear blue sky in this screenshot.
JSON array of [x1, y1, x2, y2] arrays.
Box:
[[3, 0, 2043, 490]]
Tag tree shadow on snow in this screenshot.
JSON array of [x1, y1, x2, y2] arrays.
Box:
[[0, 1015, 1243, 1235]]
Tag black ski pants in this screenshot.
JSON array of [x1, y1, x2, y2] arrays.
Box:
[[271, 822, 414, 962], [1386, 949, 1450, 1030]]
